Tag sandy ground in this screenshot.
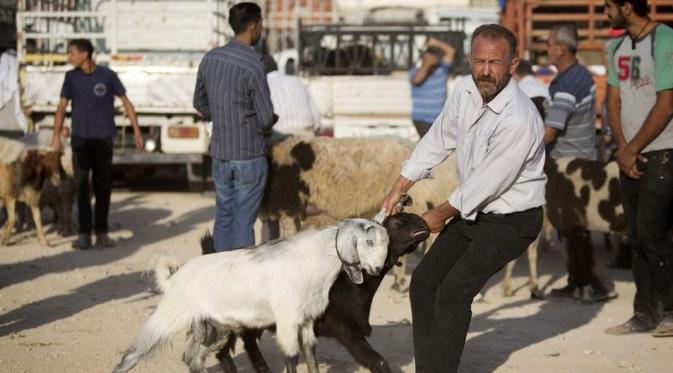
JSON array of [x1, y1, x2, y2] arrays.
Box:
[[1, 191, 671, 373]]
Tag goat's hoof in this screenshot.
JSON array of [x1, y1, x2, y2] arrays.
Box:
[[530, 288, 544, 300], [502, 290, 513, 297], [369, 360, 391, 373]]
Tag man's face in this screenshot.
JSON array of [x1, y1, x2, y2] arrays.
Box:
[[67, 45, 88, 68], [604, 0, 629, 29], [252, 19, 264, 45], [547, 31, 562, 67], [470, 36, 518, 103]]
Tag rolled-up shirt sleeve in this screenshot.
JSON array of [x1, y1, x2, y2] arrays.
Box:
[[401, 98, 457, 181], [544, 92, 575, 131], [448, 115, 535, 220]]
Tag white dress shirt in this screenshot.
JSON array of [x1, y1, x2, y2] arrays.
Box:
[[401, 76, 547, 220], [267, 71, 321, 133]]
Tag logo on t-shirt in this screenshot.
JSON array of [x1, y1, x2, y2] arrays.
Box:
[[93, 83, 107, 97], [617, 55, 652, 89]]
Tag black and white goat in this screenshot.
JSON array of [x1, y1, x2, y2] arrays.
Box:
[[113, 219, 390, 373], [207, 213, 431, 373]]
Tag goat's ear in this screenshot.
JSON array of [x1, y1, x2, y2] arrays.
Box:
[[343, 263, 364, 285], [336, 224, 364, 285]]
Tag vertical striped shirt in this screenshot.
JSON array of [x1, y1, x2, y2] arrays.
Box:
[[409, 62, 451, 123], [545, 62, 597, 160], [194, 39, 277, 160]]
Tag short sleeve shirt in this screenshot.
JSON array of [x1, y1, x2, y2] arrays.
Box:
[[607, 23, 673, 152], [60, 65, 125, 138]]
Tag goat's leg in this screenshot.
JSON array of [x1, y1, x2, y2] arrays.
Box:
[[330, 327, 390, 373], [299, 321, 319, 373], [284, 355, 299, 373], [1, 198, 16, 245], [30, 203, 49, 246], [182, 335, 210, 373], [242, 329, 271, 373], [215, 335, 238, 373], [274, 321, 300, 373], [527, 237, 543, 299], [502, 259, 515, 297], [182, 320, 216, 373], [184, 320, 233, 373], [391, 256, 408, 292], [279, 216, 300, 237]]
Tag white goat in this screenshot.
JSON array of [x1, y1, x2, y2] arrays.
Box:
[[113, 219, 389, 373]]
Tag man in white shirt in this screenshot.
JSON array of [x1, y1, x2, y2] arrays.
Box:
[[264, 55, 321, 136], [382, 24, 546, 372]]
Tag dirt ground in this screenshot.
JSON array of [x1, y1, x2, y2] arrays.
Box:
[[1, 192, 671, 373]]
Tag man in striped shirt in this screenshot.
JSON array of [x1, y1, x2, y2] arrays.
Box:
[[543, 24, 598, 161], [409, 37, 455, 138], [544, 24, 615, 303], [193, 2, 277, 252]]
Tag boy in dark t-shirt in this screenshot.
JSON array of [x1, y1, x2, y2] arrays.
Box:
[[51, 39, 144, 250]]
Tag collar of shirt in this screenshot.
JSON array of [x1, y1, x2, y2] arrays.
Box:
[[464, 77, 518, 115], [228, 38, 262, 60], [551, 61, 579, 86]]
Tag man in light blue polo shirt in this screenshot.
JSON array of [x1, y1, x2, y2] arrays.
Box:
[[409, 37, 455, 138]]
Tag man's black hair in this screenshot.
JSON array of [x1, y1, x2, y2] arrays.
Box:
[[229, 2, 263, 34], [612, 0, 649, 17], [68, 39, 94, 59]]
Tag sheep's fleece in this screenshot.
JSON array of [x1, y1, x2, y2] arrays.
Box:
[[262, 135, 458, 225]]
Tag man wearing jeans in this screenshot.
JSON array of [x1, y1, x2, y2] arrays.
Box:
[[603, 0, 673, 337], [193, 2, 277, 251], [382, 25, 546, 372]]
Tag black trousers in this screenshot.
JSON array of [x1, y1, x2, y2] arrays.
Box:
[[619, 149, 673, 321], [410, 207, 543, 373], [72, 136, 114, 236]]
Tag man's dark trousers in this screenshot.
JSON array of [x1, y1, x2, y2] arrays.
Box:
[[410, 207, 543, 373], [619, 149, 673, 323], [72, 136, 114, 236]]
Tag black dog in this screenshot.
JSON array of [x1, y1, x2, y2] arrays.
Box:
[[201, 212, 430, 373]]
